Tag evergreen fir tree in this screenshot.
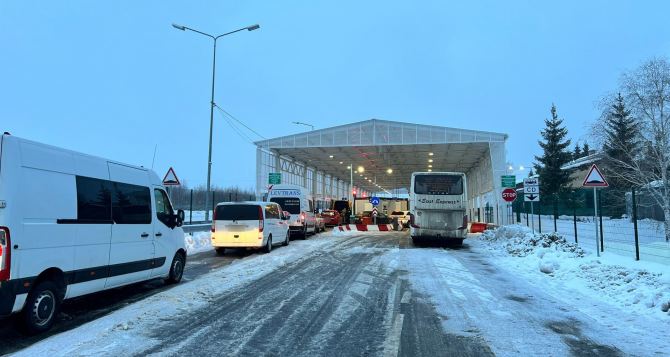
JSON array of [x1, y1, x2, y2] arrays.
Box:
[[572, 143, 582, 161], [582, 142, 590, 157], [528, 168, 534, 177], [534, 104, 573, 205], [602, 93, 640, 189]]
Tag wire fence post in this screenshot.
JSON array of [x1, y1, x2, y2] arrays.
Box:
[[632, 187, 640, 261], [598, 190, 604, 252], [537, 201, 542, 234], [573, 206, 578, 244], [553, 198, 557, 232], [189, 189, 193, 224]]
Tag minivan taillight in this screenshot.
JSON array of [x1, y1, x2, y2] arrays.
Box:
[[409, 213, 420, 228], [0, 227, 10, 281], [212, 207, 217, 233], [258, 206, 264, 233]]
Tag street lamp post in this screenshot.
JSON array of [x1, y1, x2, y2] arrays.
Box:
[[172, 23, 260, 221], [292, 121, 315, 131]]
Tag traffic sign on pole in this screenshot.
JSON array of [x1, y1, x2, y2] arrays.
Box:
[[162, 167, 181, 186], [501, 175, 516, 188], [582, 164, 607, 257], [370, 197, 380, 206], [268, 172, 282, 185], [582, 164, 609, 187], [502, 188, 517, 202], [524, 193, 540, 202]]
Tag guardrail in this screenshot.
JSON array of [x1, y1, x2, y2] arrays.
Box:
[[182, 221, 212, 234]]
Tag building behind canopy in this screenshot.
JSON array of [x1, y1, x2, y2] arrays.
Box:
[[254, 119, 508, 224]]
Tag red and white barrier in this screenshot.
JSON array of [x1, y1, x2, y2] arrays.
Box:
[[337, 224, 394, 232]]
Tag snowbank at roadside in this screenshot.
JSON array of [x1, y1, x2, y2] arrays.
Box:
[[478, 225, 670, 317], [184, 231, 212, 255]]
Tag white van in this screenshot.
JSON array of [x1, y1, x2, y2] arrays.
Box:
[[0, 133, 187, 334], [211, 201, 289, 254], [266, 185, 317, 239]]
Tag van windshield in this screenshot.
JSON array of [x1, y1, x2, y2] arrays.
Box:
[[270, 197, 301, 214], [215, 205, 259, 221]]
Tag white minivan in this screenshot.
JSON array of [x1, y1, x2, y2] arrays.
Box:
[[266, 185, 317, 239], [0, 133, 187, 334], [211, 201, 289, 254]]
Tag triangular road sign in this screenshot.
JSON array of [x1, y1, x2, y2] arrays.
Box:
[[162, 167, 181, 186], [582, 164, 608, 187]]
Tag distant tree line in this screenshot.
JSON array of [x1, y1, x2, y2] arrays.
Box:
[[167, 182, 256, 211]]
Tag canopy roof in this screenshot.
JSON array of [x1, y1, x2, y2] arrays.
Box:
[[255, 119, 507, 193]]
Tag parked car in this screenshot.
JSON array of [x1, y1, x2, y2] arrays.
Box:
[[0, 133, 186, 334], [315, 214, 326, 233], [211, 202, 289, 255], [389, 210, 410, 227], [267, 185, 317, 239], [318, 210, 341, 226]]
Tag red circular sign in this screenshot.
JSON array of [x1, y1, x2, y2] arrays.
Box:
[[502, 188, 517, 202]]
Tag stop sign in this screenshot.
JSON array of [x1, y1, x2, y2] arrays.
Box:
[[502, 188, 517, 202]]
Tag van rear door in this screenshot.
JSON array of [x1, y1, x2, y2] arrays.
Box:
[[105, 163, 155, 288], [213, 204, 262, 245]]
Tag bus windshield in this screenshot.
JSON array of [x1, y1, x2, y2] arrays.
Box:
[[270, 197, 301, 214], [414, 174, 463, 195]]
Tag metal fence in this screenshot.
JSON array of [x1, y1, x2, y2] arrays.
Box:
[[510, 188, 670, 264], [167, 187, 255, 224]]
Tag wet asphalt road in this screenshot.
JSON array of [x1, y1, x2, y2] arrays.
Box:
[[2, 230, 633, 356]]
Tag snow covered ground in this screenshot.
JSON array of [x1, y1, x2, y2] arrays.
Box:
[[184, 231, 212, 255], [14, 235, 341, 357], [478, 225, 670, 318]]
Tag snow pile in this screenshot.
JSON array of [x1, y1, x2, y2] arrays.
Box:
[[576, 261, 670, 311], [478, 225, 670, 316], [481, 225, 585, 258], [323, 228, 358, 237], [184, 231, 212, 255]]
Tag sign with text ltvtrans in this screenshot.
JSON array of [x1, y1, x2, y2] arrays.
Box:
[[268, 172, 282, 185], [501, 175, 516, 188]]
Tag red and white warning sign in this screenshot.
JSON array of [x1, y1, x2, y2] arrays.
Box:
[[162, 167, 181, 186], [582, 164, 608, 187]]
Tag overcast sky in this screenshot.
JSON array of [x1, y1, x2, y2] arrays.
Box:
[[2, 1, 669, 189]]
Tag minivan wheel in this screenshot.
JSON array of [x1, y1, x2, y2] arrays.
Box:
[[263, 235, 272, 253], [215, 247, 226, 256], [21, 281, 61, 335], [166, 252, 185, 284], [282, 231, 289, 246]]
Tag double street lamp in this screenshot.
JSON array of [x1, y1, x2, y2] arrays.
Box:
[[172, 23, 260, 220]]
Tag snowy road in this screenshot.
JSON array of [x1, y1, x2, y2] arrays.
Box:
[[6, 231, 668, 356]]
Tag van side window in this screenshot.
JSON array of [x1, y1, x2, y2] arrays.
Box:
[[265, 204, 279, 219], [112, 182, 152, 224], [76, 176, 112, 222], [154, 189, 174, 226]]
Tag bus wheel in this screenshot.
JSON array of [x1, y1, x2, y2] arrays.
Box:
[[411, 236, 422, 247]]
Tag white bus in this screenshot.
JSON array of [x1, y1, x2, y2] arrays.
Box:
[[409, 172, 468, 245]]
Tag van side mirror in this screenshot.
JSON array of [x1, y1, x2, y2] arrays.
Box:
[[283, 211, 291, 220], [175, 209, 185, 227]]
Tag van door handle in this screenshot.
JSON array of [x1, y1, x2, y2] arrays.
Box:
[[155, 232, 162, 237], [141, 233, 149, 238]]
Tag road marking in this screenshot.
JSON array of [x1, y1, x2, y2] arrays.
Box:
[[383, 313, 405, 357]]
